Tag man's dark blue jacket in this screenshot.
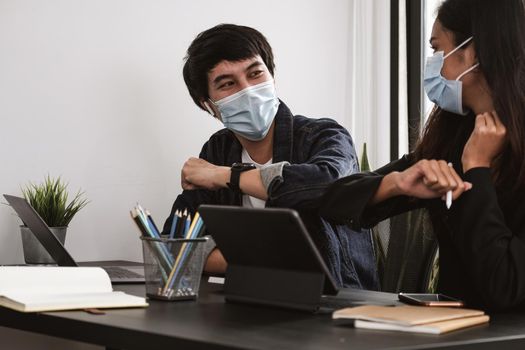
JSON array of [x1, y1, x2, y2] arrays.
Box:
[[162, 101, 379, 290]]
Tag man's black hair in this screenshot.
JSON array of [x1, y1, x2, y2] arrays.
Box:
[[182, 24, 275, 110]]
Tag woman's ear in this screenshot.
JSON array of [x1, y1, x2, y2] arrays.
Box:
[[464, 43, 478, 67]]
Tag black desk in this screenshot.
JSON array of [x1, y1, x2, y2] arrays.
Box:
[[1, 280, 525, 350]]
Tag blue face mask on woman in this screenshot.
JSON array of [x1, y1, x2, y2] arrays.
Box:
[[424, 36, 479, 115], [206, 80, 280, 141]]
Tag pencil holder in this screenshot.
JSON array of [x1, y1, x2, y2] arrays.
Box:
[[140, 236, 208, 301]]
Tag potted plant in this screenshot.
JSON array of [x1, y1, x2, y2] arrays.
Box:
[[20, 175, 88, 264]]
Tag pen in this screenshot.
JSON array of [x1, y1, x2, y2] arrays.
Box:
[[136, 204, 159, 237], [135, 204, 174, 264], [184, 213, 192, 236], [167, 220, 205, 296], [175, 209, 186, 238], [130, 208, 173, 274], [446, 162, 453, 209], [164, 216, 206, 295], [146, 209, 161, 237], [162, 212, 201, 295], [169, 210, 180, 239]]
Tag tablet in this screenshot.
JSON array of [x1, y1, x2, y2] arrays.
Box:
[[198, 205, 338, 311]]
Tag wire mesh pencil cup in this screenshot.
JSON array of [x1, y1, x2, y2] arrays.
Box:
[[140, 236, 208, 301]]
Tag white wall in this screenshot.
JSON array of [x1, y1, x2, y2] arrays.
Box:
[[346, 0, 391, 169], [0, 0, 390, 263]]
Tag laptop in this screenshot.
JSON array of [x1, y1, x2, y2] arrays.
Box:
[[198, 204, 397, 312], [4, 194, 145, 283]]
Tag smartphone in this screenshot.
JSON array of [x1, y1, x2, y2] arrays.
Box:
[[398, 293, 464, 307]]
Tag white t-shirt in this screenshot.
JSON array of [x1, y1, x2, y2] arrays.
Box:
[[241, 148, 272, 209]]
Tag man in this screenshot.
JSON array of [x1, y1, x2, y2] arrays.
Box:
[[162, 23, 378, 289]]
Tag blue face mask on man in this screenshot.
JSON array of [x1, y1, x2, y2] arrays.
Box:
[[206, 80, 280, 141], [424, 36, 479, 115]]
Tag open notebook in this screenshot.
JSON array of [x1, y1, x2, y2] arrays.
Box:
[[0, 266, 148, 312]]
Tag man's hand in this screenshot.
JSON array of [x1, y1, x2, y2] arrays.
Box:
[[462, 111, 507, 172], [181, 157, 230, 190]]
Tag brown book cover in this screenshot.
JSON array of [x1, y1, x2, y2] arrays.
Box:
[[333, 305, 489, 334]]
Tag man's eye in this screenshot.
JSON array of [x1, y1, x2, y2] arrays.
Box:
[[219, 81, 234, 89], [250, 70, 263, 78]]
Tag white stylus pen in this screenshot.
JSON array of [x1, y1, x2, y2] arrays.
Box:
[[446, 162, 453, 209]]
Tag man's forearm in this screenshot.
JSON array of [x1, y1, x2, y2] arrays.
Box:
[[239, 169, 268, 200]]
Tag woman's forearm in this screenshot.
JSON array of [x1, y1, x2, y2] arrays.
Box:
[[368, 172, 402, 205]]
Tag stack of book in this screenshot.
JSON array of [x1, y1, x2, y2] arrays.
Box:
[[332, 305, 489, 334]]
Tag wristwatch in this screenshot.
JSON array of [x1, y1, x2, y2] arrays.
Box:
[[227, 162, 256, 193]]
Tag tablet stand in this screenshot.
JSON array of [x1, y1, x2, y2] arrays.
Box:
[[224, 265, 326, 312]]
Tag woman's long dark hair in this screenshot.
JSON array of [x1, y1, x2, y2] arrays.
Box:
[[414, 0, 525, 190]]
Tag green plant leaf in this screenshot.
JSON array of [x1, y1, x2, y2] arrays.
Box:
[[360, 142, 371, 172], [21, 175, 89, 227]]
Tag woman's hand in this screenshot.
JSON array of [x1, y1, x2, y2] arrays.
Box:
[[396, 159, 471, 199], [371, 159, 472, 205], [462, 111, 507, 172]]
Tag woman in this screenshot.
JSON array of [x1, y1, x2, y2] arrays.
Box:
[[320, 0, 525, 311]]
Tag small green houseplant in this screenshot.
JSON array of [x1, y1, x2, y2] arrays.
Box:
[[20, 176, 88, 264], [360, 142, 371, 172]]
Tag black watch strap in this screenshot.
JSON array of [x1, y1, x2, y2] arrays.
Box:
[[227, 162, 256, 193]]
